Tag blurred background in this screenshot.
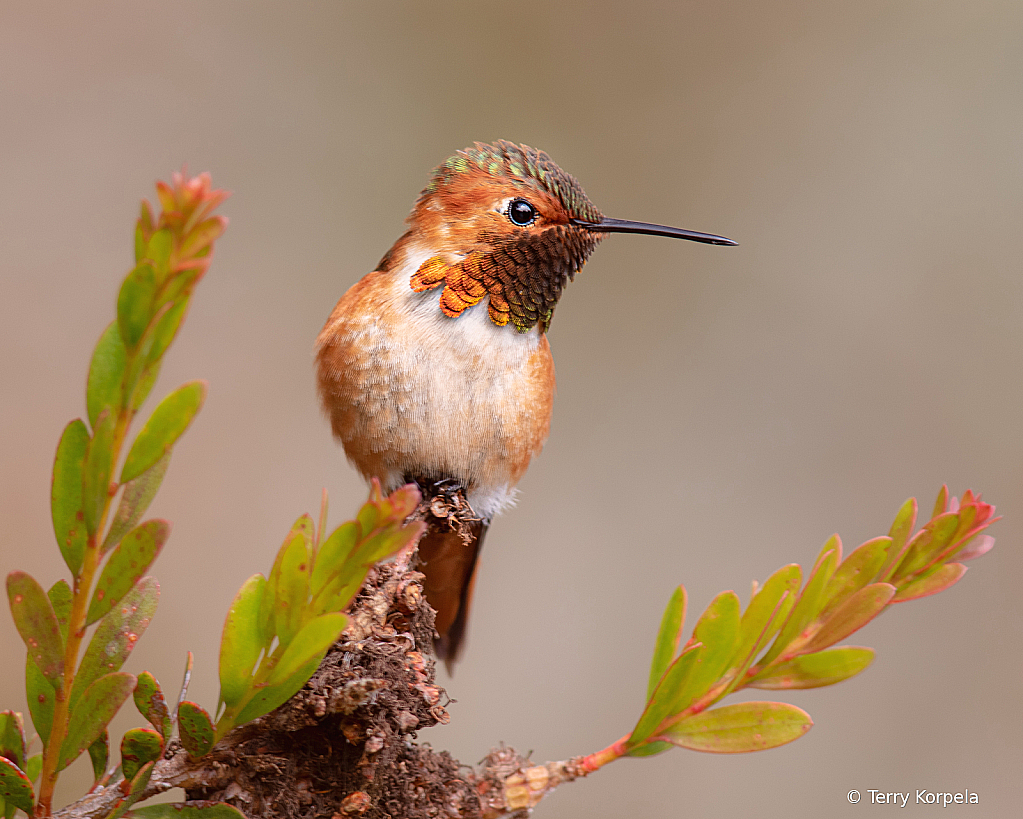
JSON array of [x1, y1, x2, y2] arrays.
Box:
[[2, 2, 1021, 816]]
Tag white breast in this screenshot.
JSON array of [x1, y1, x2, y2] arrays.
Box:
[[319, 245, 552, 521]]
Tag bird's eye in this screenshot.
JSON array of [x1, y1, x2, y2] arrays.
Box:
[[507, 198, 537, 226]]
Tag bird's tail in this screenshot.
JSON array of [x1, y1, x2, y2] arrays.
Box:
[[417, 518, 487, 672]]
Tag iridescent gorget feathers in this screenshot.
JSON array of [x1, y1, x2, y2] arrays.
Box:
[[403, 140, 605, 333], [409, 224, 600, 333]]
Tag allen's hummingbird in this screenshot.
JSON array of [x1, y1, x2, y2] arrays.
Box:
[[316, 140, 735, 665]]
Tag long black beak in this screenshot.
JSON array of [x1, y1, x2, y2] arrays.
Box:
[[571, 216, 737, 246]]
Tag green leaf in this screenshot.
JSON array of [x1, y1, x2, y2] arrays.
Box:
[[624, 740, 672, 758], [120, 727, 163, 782], [260, 541, 287, 649], [0, 712, 27, 771], [118, 264, 158, 351], [266, 612, 346, 688], [880, 497, 918, 580], [749, 646, 876, 689], [48, 580, 72, 643], [146, 229, 174, 284], [661, 701, 812, 753], [356, 501, 380, 539], [310, 521, 359, 598], [145, 298, 190, 367], [219, 574, 267, 708], [87, 731, 109, 784], [51, 419, 90, 576], [890, 497, 918, 548], [83, 409, 117, 537], [126, 299, 171, 386], [103, 454, 170, 554], [134, 672, 172, 740], [0, 757, 34, 813], [180, 217, 228, 260], [25, 659, 54, 744], [127, 802, 246, 819], [6, 572, 64, 688], [932, 484, 949, 519], [59, 673, 136, 770], [177, 702, 214, 760], [315, 488, 329, 550], [893, 563, 968, 602], [232, 655, 321, 728], [344, 525, 418, 574], [129, 760, 155, 797], [273, 517, 314, 646], [23, 755, 41, 785], [86, 322, 126, 428], [311, 524, 423, 617], [800, 583, 895, 654], [87, 520, 168, 626], [949, 503, 979, 551], [679, 591, 740, 708], [130, 360, 162, 413], [894, 513, 960, 579], [70, 577, 158, 711], [310, 576, 363, 622], [735, 564, 801, 670], [646, 586, 686, 701], [813, 533, 842, 569], [121, 381, 206, 483], [125, 762, 155, 817], [628, 645, 702, 748], [159, 271, 201, 311], [820, 537, 890, 617], [108, 760, 157, 819], [725, 590, 790, 694], [759, 545, 840, 667]]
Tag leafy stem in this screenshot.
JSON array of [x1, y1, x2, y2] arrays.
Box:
[[212, 482, 425, 744], [3, 173, 228, 817], [37, 405, 139, 814], [614, 487, 997, 759]]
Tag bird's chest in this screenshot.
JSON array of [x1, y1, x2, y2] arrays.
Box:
[[316, 267, 556, 514], [379, 297, 539, 427]]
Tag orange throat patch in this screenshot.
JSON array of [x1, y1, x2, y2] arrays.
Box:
[[410, 253, 515, 327], [408, 226, 601, 334]]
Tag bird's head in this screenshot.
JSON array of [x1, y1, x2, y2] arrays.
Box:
[[397, 140, 734, 333]]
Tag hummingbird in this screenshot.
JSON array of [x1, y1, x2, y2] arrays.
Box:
[[316, 140, 735, 665]]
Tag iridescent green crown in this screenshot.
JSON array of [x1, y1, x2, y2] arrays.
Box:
[[425, 140, 602, 223]]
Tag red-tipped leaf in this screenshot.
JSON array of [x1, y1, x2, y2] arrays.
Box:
[[893, 563, 968, 602], [7, 572, 64, 688], [799, 583, 895, 654], [0, 757, 34, 812], [177, 702, 214, 760], [647, 586, 686, 700], [59, 673, 136, 770], [134, 672, 172, 740], [51, 419, 90, 575], [87, 521, 168, 625], [749, 646, 875, 689], [660, 701, 812, 753]]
